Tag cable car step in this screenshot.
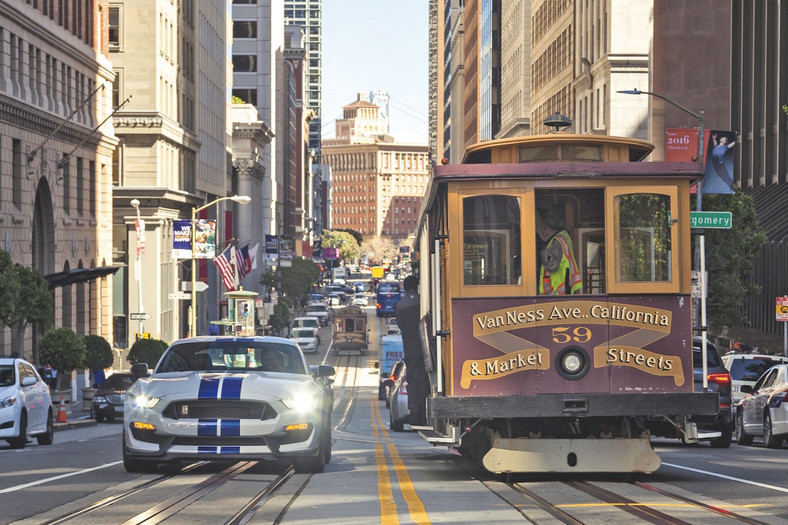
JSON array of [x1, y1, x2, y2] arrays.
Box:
[[696, 431, 722, 440], [417, 428, 457, 444]]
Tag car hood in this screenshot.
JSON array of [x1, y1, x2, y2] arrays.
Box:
[[136, 371, 317, 401]]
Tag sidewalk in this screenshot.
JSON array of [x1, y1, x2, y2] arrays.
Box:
[[52, 399, 97, 432]]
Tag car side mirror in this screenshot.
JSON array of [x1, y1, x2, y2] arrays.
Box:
[[310, 364, 336, 378], [740, 384, 752, 394], [131, 363, 149, 377], [21, 376, 37, 387]]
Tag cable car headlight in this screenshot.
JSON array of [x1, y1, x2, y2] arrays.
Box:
[[555, 347, 590, 380]]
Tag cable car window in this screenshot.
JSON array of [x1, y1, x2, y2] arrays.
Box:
[[562, 144, 602, 161], [463, 195, 521, 285], [615, 193, 672, 282], [519, 145, 558, 162]]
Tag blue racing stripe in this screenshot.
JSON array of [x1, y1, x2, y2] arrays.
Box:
[[221, 376, 243, 399], [198, 419, 218, 436], [220, 446, 241, 454], [221, 419, 240, 436], [198, 375, 220, 399], [198, 446, 217, 454]]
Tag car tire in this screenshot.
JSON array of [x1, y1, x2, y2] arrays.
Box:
[[293, 442, 327, 474], [122, 434, 158, 473], [322, 421, 332, 465], [378, 384, 387, 400], [735, 411, 753, 446], [764, 411, 783, 449], [36, 409, 54, 446], [390, 406, 403, 432], [8, 411, 27, 449], [95, 414, 105, 423], [709, 420, 732, 448]]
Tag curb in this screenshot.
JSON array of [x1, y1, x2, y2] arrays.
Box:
[[54, 416, 97, 432]]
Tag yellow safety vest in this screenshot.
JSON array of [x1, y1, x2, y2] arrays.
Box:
[[539, 230, 582, 295]]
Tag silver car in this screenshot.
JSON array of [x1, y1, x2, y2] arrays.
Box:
[[388, 364, 409, 432], [0, 356, 54, 448], [736, 363, 788, 448]]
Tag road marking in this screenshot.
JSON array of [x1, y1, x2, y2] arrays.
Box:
[[0, 461, 122, 494], [662, 462, 788, 494], [372, 401, 399, 524]]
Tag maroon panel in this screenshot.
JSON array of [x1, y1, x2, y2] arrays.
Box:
[[450, 295, 693, 396]]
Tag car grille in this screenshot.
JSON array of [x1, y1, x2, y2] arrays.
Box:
[[172, 436, 270, 446], [106, 393, 124, 404], [161, 400, 277, 421]]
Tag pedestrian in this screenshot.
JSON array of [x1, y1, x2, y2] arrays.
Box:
[[395, 275, 429, 426]]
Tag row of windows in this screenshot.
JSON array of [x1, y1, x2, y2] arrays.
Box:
[[25, 0, 95, 48], [532, 86, 573, 135], [0, 29, 98, 127], [532, 27, 573, 93], [532, 0, 572, 44]]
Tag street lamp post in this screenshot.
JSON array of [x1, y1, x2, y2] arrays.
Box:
[[190, 195, 251, 337], [130, 199, 144, 340], [618, 88, 710, 390]]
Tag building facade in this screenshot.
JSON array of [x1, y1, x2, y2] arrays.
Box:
[[323, 94, 429, 240], [0, 0, 117, 357]]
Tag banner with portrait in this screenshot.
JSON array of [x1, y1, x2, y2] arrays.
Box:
[[702, 130, 737, 194]]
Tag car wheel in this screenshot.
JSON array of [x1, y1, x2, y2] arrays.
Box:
[[390, 405, 403, 432], [764, 411, 783, 449], [8, 411, 27, 449], [709, 419, 732, 448], [293, 443, 326, 474], [735, 411, 753, 446], [95, 414, 105, 423], [378, 384, 387, 400], [322, 421, 332, 465], [122, 434, 158, 473], [36, 409, 54, 446]]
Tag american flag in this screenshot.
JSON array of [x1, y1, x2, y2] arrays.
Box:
[[237, 243, 252, 279], [214, 244, 235, 291]]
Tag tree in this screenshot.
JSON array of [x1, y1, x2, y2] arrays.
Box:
[[268, 296, 293, 335], [360, 236, 400, 265], [83, 335, 114, 374], [701, 192, 768, 332], [335, 228, 363, 247], [0, 250, 54, 361], [279, 257, 321, 301], [127, 338, 169, 368], [39, 327, 86, 390], [321, 230, 360, 263]]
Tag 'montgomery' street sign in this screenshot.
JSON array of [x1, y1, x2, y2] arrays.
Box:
[[690, 211, 732, 229]]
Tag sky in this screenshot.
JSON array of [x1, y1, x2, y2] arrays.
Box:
[[321, 1, 429, 144]]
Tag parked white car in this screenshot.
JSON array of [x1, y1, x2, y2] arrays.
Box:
[[123, 336, 335, 473], [290, 327, 319, 354], [0, 356, 54, 448], [722, 353, 788, 404], [736, 363, 788, 448]]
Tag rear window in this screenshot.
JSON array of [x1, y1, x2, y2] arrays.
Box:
[[378, 283, 401, 294], [727, 358, 782, 382], [307, 305, 327, 313], [692, 341, 722, 368]]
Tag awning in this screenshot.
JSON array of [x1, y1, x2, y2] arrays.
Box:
[[44, 265, 123, 289]]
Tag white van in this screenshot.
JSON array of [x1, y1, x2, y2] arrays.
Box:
[[293, 317, 321, 344]]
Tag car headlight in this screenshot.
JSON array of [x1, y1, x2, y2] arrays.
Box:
[[0, 396, 17, 408], [133, 395, 161, 409], [281, 392, 319, 412], [94, 395, 108, 403]]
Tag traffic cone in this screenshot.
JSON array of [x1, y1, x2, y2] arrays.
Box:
[[56, 395, 67, 423]]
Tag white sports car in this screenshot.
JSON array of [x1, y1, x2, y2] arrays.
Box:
[[123, 336, 335, 473]]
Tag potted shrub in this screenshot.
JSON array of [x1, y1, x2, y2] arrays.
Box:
[[127, 338, 168, 371], [82, 335, 114, 409], [39, 327, 86, 402]]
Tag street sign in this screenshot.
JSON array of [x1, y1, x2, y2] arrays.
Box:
[[181, 281, 209, 292], [690, 211, 732, 229], [168, 292, 190, 300], [691, 271, 706, 299], [129, 312, 151, 321], [777, 296, 788, 322]]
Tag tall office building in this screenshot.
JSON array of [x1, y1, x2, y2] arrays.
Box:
[[284, 0, 322, 163]]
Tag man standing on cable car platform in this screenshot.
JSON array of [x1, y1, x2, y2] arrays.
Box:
[[395, 275, 429, 426]]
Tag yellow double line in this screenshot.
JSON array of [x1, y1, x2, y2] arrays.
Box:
[[371, 398, 430, 525]]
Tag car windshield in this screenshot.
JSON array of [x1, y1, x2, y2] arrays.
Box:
[[692, 343, 722, 368], [291, 328, 314, 338], [156, 340, 307, 374], [0, 364, 14, 387], [103, 374, 136, 390], [728, 358, 783, 381], [307, 305, 327, 313], [294, 318, 318, 328]]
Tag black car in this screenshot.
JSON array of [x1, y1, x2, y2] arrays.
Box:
[[692, 337, 733, 447], [91, 373, 138, 423]]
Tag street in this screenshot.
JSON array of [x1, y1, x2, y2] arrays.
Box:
[[2, 311, 788, 524]]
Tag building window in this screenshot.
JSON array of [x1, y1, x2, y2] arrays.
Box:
[[12, 139, 22, 208], [62, 154, 70, 214], [233, 0, 257, 3], [233, 21, 257, 39], [232, 88, 257, 106], [109, 6, 120, 49], [232, 54, 257, 72]]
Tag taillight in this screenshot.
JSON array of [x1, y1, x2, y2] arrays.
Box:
[[707, 373, 730, 386]]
